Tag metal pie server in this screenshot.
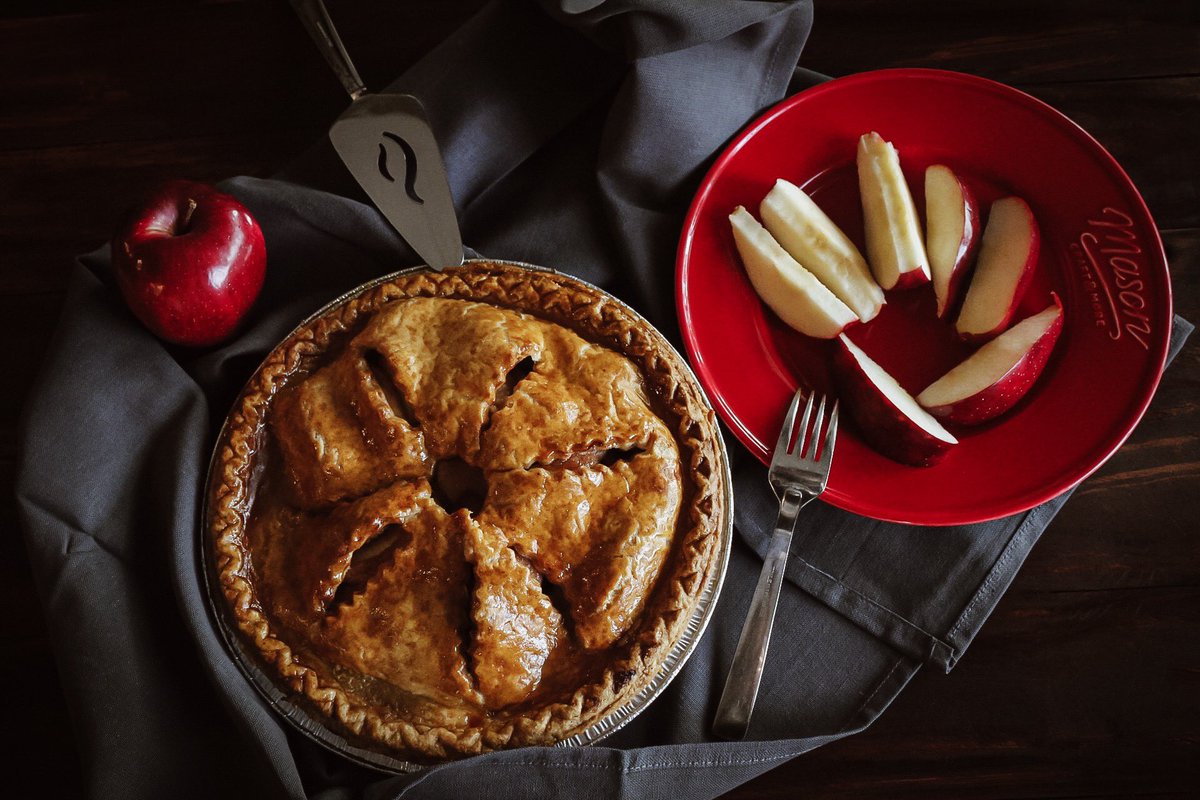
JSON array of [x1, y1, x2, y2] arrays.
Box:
[[289, 0, 464, 270]]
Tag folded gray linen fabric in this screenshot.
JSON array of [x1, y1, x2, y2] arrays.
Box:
[[16, 1, 1191, 798]]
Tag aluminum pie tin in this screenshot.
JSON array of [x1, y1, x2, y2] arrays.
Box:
[[200, 259, 734, 774]]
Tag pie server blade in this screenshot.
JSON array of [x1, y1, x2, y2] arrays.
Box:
[[290, 0, 463, 271]]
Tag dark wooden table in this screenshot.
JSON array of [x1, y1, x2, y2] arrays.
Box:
[[3, 2, 1197, 797]]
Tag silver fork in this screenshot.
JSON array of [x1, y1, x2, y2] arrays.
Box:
[[713, 389, 838, 740]]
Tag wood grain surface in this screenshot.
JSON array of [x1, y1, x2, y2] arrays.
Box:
[[2, 1, 1196, 797]]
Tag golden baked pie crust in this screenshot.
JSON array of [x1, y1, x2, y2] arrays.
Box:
[[208, 262, 727, 761]]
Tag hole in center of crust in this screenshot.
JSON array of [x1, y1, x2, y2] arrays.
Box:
[[431, 457, 488, 515]]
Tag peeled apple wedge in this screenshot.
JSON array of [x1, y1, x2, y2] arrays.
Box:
[[833, 334, 958, 467], [956, 196, 1040, 340], [925, 164, 981, 319], [760, 179, 885, 323], [919, 297, 1063, 425], [729, 206, 857, 339], [857, 132, 931, 291]]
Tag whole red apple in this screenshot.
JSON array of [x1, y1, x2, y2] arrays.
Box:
[[111, 180, 266, 346]]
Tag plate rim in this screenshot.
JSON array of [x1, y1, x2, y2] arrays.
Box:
[[675, 67, 1173, 526]]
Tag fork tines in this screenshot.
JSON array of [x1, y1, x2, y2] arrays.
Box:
[[775, 390, 839, 464]]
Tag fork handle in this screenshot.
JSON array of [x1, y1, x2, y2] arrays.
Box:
[[713, 487, 810, 740]]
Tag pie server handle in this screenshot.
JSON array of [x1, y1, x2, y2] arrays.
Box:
[[289, 0, 465, 271]]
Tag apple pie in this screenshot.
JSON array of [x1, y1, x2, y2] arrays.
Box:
[[207, 262, 727, 761]]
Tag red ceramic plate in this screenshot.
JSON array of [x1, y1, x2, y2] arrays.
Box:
[[677, 69, 1172, 525]]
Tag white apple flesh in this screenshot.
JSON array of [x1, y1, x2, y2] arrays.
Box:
[[955, 196, 1040, 340], [760, 179, 885, 323], [925, 164, 981, 319], [729, 206, 857, 339], [857, 132, 930, 291], [919, 297, 1063, 425], [833, 334, 958, 467]]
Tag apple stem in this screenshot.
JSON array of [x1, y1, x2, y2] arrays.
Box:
[[178, 197, 198, 235]]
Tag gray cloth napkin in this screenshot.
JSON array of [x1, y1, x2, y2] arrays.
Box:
[[15, 1, 1192, 798]]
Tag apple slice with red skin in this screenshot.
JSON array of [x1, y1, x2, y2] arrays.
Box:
[[857, 132, 930, 291], [955, 196, 1040, 340], [112, 179, 266, 347], [833, 334, 958, 467], [925, 164, 981, 320], [729, 207, 857, 339], [760, 179, 885, 323], [919, 296, 1063, 425]]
